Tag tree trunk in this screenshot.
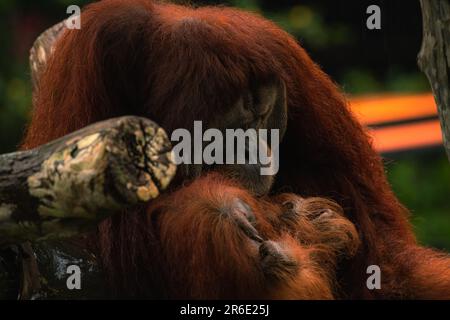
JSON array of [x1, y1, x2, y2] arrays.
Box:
[[418, 0, 450, 160], [0, 116, 176, 246]]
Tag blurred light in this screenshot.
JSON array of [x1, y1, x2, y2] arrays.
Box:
[[351, 93, 437, 126], [370, 120, 442, 154], [349, 93, 443, 153]]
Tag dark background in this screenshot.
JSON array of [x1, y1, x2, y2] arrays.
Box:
[[0, 0, 449, 249]]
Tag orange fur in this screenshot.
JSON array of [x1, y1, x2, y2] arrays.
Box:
[[22, 0, 450, 299], [105, 173, 359, 299]]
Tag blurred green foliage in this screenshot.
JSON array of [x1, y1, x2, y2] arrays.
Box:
[[387, 152, 450, 250], [0, 0, 448, 250], [0, 0, 90, 152]]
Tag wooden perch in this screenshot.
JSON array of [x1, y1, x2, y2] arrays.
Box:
[[29, 20, 66, 89], [418, 0, 450, 160], [0, 116, 176, 246]]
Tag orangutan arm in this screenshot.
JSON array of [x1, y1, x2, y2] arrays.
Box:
[[142, 173, 360, 299]]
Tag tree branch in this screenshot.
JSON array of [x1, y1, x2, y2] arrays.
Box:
[[418, 0, 450, 160], [0, 116, 176, 246]]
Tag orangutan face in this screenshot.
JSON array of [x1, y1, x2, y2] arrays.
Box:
[[208, 80, 288, 196], [167, 79, 288, 197]]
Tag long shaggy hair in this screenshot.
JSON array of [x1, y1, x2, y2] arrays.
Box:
[[22, 0, 450, 299]]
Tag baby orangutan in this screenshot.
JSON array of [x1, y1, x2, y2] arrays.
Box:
[[29, 0, 450, 299], [99, 173, 360, 299]]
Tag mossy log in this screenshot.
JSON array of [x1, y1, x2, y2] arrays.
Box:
[[0, 116, 176, 246]]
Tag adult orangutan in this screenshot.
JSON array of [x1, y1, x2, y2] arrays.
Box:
[[20, 0, 450, 299]]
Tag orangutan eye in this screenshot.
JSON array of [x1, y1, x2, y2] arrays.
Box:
[[243, 91, 254, 112], [243, 84, 278, 123], [237, 93, 257, 124], [255, 84, 278, 117]]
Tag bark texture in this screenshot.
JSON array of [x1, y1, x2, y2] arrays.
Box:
[[418, 0, 450, 160], [0, 116, 176, 246]]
